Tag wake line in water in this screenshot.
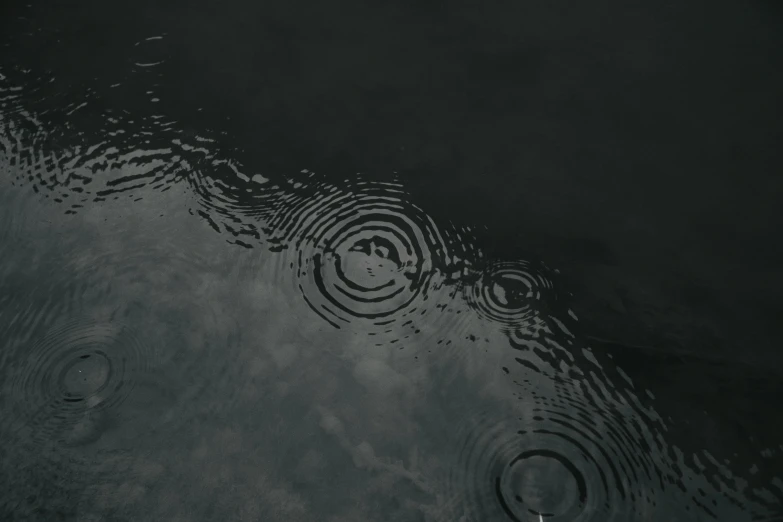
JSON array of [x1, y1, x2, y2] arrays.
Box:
[[1, 69, 780, 521]]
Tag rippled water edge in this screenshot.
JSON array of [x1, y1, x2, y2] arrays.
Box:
[[2, 66, 783, 521]]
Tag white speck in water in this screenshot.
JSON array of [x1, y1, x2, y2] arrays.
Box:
[[135, 36, 164, 46], [65, 102, 87, 116]]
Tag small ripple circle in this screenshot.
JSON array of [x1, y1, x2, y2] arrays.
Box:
[[465, 261, 556, 328], [6, 319, 154, 442]]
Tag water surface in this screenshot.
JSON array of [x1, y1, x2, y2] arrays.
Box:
[[1, 1, 782, 520]]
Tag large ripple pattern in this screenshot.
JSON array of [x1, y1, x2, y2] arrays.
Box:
[[272, 180, 453, 329], [449, 405, 657, 522]]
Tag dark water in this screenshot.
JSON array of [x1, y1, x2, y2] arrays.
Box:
[[1, 0, 782, 520]]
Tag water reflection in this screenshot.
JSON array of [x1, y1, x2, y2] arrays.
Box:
[[1, 67, 782, 521]]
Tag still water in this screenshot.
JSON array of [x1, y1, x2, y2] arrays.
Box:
[[1, 0, 782, 520]]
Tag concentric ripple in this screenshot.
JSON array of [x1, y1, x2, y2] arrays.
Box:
[[465, 260, 557, 330], [273, 179, 453, 329], [3, 319, 154, 446], [449, 396, 659, 522]]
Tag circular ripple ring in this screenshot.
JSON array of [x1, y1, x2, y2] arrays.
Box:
[[7, 319, 153, 443], [466, 261, 556, 328], [285, 182, 451, 327]]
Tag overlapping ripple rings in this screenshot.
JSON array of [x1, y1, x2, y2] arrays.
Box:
[[1, 81, 185, 207], [465, 260, 557, 331], [275, 179, 454, 329], [3, 318, 153, 447], [1, 72, 283, 243], [184, 147, 288, 243]]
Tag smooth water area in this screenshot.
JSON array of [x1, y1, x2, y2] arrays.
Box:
[[1, 1, 782, 520]]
